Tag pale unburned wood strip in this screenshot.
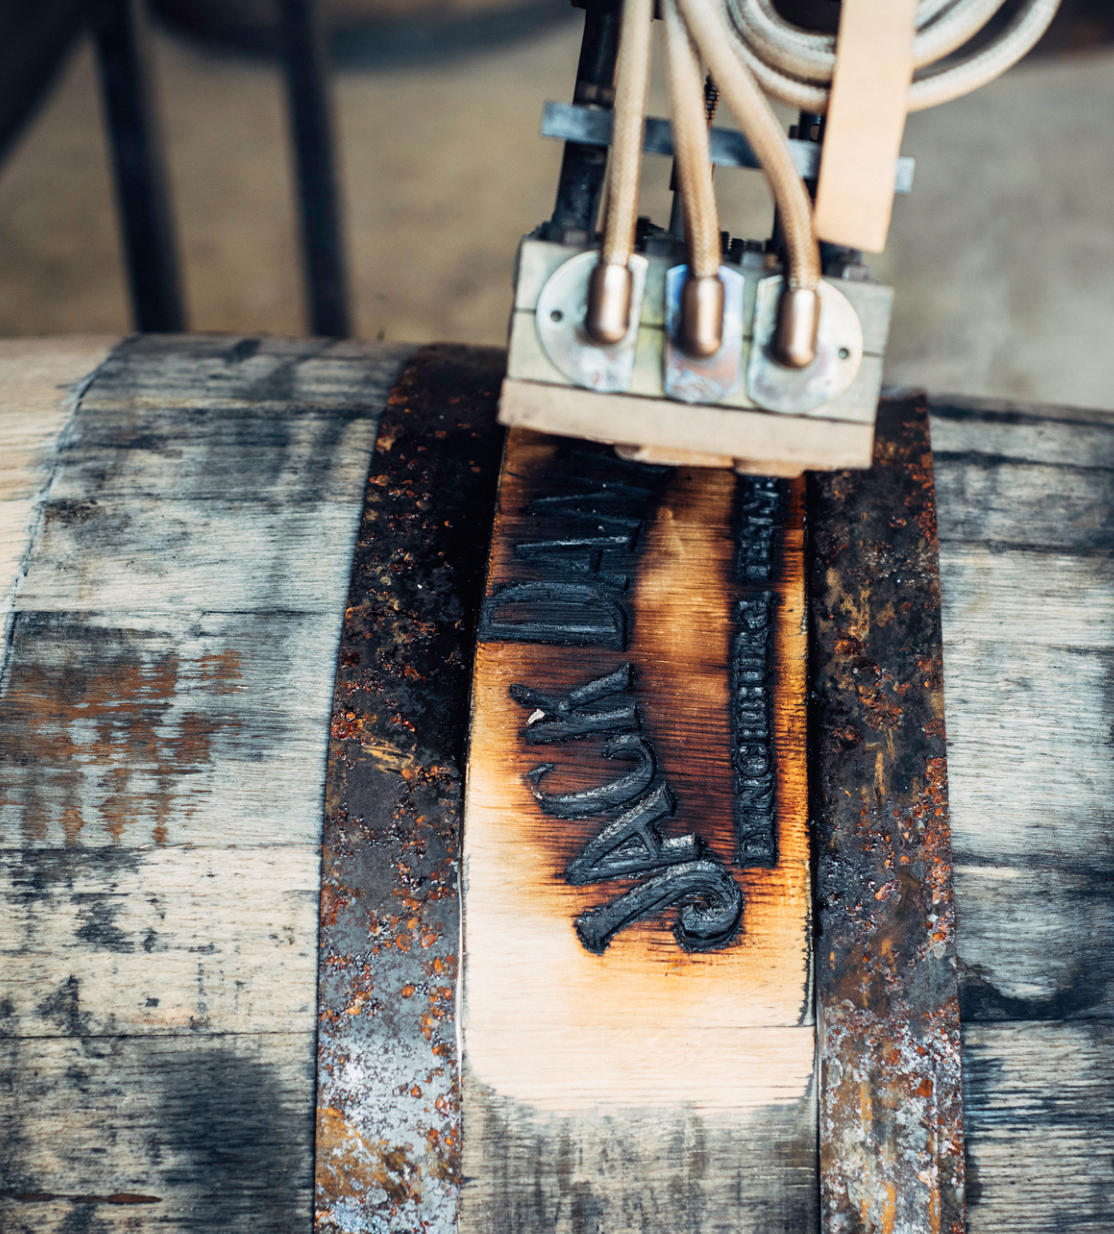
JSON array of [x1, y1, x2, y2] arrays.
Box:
[[931, 403, 1114, 469], [81, 335, 414, 413], [963, 1022, 1114, 1234], [939, 545, 1114, 647], [464, 441, 811, 1114], [934, 459, 1114, 552], [0, 845, 319, 1036], [0, 610, 346, 849], [942, 640, 1114, 863], [953, 861, 1113, 1022], [17, 499, 365, 614], [0, 1030, 314, 1232]]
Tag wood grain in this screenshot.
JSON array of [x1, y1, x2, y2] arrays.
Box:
[[0, 335, 412, 1231], [932, 397, 1114, 1231], [0, 1032, 315, 1233], [963, 1023, 1114, 1234], [462, 429, 814, 1229], [0, 845, 319, 1035], [0, 336, 119, 675]]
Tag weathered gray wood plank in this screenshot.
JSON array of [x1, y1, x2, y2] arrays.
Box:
[[953, 859, 1113, 1021], [17, 499, 369, 614], [1, 335, 415, 1233], [0, 1031, 315, 1232], [0, 610, 354, 848], [48, 407, 394, 504], [79, 334, 415, 412], [941, 546, 1114, 647], [931, 399, 1114, 466], [0, 845, 319, 1036], [963, 1022, 1114, 1234], [933, 398, 1114, 1232]]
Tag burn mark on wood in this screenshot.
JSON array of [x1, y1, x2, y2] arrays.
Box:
[[477, 445, 670, 650], [733, 592, 777, 867], [511, 663, 743, 953], [474, 439, 809, 964], [728, 479, 787, 868], [736, 476, 786, 583]]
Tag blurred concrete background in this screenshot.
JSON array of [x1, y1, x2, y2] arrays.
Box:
[[0, 5, 1111, 408]]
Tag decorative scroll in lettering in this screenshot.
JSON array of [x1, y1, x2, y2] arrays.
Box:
[[512, 667, 743, 954], [732, 478, 786, 867]]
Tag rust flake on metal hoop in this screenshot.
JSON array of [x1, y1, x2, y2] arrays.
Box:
[[314, 345, 505, 1234], [808, 394, 966, 1234]]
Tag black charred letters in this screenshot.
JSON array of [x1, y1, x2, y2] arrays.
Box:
[[512, 667, 743, 954], [479, 450, 786, 953], [732, 477, 786, 867], [478, 449, 665, 648]]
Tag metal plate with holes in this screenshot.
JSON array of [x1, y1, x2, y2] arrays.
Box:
[[536, 250, 649, 393], [663, 264, 745, 404], [747, 277, 863, 415]]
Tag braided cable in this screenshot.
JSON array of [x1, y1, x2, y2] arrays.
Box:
[[677, 0, 820, 291], [663, 0, 721, 279], [600, 0, 654, 268], [721, 0, 1061, 112]]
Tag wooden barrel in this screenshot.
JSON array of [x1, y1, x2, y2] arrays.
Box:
[[0, 334, 1110, 1233]]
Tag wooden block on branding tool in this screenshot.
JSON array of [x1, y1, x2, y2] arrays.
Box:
[[461, 429, 815, 1230], [813, 0, 918, 253]]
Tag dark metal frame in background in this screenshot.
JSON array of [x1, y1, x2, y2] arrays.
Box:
[[0, 0, 350, 337]]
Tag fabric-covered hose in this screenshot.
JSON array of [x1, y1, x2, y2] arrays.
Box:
[[724, 0, 1061, 113], [662, 0, 720, 280], [600, 0, 654, 269], [677, 0, 820, 292], [597, 0, 1060, 357]]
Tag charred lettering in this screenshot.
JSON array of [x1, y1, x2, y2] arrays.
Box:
[[478, 448, 670, 650], [736, 477, 786, 583], [512, 665, 744, 953], [732, 475, 787, 868], [733, 593, 778, 866], [478, 581, 626, 648]]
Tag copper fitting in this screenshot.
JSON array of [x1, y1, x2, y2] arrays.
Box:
[[585, 262, 634, 346], [679, 273, 725, 358], [775, 286, 820, 369]]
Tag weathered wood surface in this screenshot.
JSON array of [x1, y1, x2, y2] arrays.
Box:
[[462, 431, 816, 1231], [0, 1032, 315, 1233], [961, 1022, 1114, 1234], [932, 396, 1114, 1232], [0, 334, 414, 1231], [0, 337, 120, 643], [808, 396, 965, 1234], [314, 347, 506, 1234]]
